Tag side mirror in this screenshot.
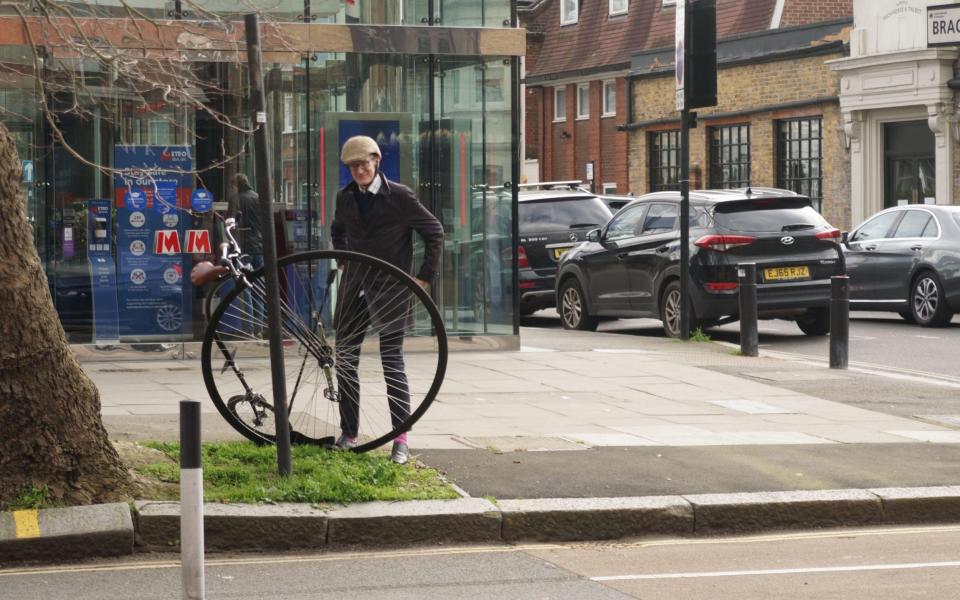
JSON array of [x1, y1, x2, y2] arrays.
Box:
[[587, 228, 601, 243], [840, 231, 849, 244]]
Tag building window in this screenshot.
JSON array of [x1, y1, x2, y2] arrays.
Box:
[[649, 130, 681, 192], [602, 80, 616, 117], [662, 0, 677, 6], [561, 0, 578, 24], [777, 117, 823, 212], [576, 83, 589, 119], [554, 87, 566, 121], [710, 124, 751, 189], [603, 182, 618, 193], [610, 0, 628, 16]]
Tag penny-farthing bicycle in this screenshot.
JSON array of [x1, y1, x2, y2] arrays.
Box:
[[194, 217, 447, 453]]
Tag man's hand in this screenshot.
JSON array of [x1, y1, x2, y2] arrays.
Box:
[[415, 278, 430, 291]]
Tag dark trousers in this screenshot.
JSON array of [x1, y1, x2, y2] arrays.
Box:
[[335, 295, 410, 439]]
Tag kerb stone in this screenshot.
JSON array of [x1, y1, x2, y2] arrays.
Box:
[[498, 496, 693, 542], [134, 501, 327, 551], [326, 498, 500, 547], [686, 489, 884, 533]]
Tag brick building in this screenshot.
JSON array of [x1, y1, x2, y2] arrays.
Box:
[[523, 0, 856, 228]]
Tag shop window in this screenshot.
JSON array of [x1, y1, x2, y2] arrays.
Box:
[[710, 124, 751, 189], [777, 117, 823, 212], [576, 83, 589, 120], [554, 87, 566, 121], [649, 130, 680, 192], [561, 0, 578, 25]]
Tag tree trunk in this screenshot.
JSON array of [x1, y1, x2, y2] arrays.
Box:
[[0, 123, 135, 508]]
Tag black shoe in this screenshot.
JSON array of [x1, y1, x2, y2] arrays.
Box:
[[390, 441, 409, 465]]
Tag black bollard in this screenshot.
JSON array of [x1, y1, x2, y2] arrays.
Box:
[[738, 263, 758, 357], [180, 400, 205, 599], [830, 275, 849, 369]]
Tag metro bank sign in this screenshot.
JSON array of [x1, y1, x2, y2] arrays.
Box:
[[155, 229, 212, 255], [928, 3, 960, 46]]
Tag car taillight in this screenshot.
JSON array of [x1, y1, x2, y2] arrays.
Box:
[[501, 246, 530, 268], [705, 282, 739, 292], [694, 235, 757, 252], [816, 228, 841, 240]]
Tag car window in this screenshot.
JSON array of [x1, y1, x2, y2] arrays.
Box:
[[850, 211, 900, 242], [642, 203, 678, 234], [689, 206, 711, 227], [605, 205, 647, 241], [893, 210, 936, 239], [518, 197, 612, 233], [712, 197, 827, 233]]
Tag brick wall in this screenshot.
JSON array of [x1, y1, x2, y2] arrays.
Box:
[[629, 50, 854, 229], [780, 0, 852, 27], [525, 86, 542, 162]]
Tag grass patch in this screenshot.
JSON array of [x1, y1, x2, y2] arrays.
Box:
[[8, 485, 59, 510], [136, 441, 459, 504], [688, 327, 712, 342]]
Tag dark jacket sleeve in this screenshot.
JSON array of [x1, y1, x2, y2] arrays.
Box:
[[330, 189, 347, 250], [401, 187, 444, 281]]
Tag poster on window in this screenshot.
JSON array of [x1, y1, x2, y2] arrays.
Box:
[[113, 145, 193, 340]]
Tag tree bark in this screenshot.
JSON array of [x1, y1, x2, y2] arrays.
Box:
[[0, 122, 135, 508]]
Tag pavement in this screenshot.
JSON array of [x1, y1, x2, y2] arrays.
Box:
[[4, 325, 960, 563]]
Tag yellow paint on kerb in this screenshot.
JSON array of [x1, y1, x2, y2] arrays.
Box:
[[13, 509, 40, 538]]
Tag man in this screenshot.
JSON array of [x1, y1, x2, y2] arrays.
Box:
[[235, 173, 263, 269], [330, 135, 443, 464]]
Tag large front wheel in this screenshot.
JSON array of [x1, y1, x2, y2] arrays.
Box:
[[201, 250, 447, 453]]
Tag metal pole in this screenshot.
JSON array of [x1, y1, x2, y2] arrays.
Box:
[[738, 263, 758, 357], [830, 275, 849, 369], [244, 13, 292, 476], [679, 108, 690, 340], [180, 401, 204, 600]]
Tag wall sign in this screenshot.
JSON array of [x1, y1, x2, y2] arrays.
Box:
[[928, 3, 960, 46]]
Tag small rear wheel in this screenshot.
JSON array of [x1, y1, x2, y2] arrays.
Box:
[[559, 279, 599, 331], [796, 307, 830, 336], [911, 271, 953, 327]]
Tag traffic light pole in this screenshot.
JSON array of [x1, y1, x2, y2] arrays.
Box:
[[679, 108, 690, 341]]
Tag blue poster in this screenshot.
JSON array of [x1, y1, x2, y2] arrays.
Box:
[[338, 120, 401, 188], [191, 188, 213, 213], [85, 200, 120, 343], [114, 146, 193, 340]]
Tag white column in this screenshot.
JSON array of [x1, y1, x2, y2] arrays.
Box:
[[928, 103, 954, 206], [844, 110, 865, 226]]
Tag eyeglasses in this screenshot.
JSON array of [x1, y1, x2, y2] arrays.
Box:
[[347, 158, 376, 171]]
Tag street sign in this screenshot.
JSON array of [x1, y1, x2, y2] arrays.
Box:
[[928, 3, 960, 46], [675, 0, 686, 111]]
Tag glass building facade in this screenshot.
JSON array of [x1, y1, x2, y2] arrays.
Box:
[[0, 1, 521, 352]]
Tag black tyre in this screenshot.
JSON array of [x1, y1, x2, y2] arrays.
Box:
[[796, 307, 830, 336], [911, 271, 953, 327], [201, 250, 447, 453], [558, 278, 599, 331], [660, 280, 700, 338]]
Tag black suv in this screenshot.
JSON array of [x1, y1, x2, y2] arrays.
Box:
[[517, 185, 613, 315], [555, 187, 843, 336]]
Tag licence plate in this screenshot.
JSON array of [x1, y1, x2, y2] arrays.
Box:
[[553, 246, 573, 260], [763, 266, 810, 281]]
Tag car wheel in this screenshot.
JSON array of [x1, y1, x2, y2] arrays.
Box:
[[911, 271, 953, 327], [660, 280, 700, 338], [796, 307, 830, 336], [559, 279, 599, 331]]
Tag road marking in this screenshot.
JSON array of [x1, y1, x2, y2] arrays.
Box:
[[0, 543, 566, 577], [591, 560, 960, 581], [12, 510, 40, 538]]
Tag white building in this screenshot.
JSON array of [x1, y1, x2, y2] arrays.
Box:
[[829, 0, 958, 226]]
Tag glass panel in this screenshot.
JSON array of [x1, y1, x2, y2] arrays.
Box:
[[642, 203, 677, 234], [893, 210, 933, 238], [851, 211, 899, 242], [440, 0, 512, 27], [919, 158, 936, 204]]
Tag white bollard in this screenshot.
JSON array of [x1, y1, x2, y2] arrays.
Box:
[[180, 400, 205, 600]]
